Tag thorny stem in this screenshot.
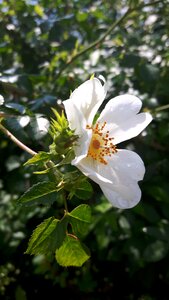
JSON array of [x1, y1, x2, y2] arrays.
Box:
[[0, 123, 37, 156], [56, 0, 162, 78]]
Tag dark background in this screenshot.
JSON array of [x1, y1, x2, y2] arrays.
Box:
[[0, 0, 169, 299]]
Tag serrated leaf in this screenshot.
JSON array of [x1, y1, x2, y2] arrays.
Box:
[[69, 180, 93, 200], [26, 216, 68, 255], [17, 181, 59, 206], [24, 151, 51, 166], [68, 204, 92, 237], [74, 180, 93, 200], [51, 108, 68, 130], [55, 235, 90, 267]]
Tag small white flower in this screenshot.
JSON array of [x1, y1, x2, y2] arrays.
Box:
[[63, 77, 152, 209]]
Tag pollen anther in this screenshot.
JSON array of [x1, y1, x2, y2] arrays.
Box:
[[86, 122, 117, 165]]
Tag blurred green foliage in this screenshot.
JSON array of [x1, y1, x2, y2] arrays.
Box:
[[0, 0, 169, 299]]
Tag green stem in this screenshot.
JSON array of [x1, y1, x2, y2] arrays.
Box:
[[56, 0, 162, 78], [46, 160, 63, 181], [64, 195, 68, 212]]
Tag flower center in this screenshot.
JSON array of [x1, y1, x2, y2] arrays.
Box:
[[86, 121, 117, 165]]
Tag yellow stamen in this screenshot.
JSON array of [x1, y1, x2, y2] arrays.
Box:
[[86, 122, 117, 165]]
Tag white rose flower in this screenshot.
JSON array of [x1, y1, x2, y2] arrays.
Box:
[[63, 77, 152, 209]]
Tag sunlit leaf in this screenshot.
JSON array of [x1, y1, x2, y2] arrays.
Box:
[[55, 235, 90, 267], [24, 151, 51, 166]]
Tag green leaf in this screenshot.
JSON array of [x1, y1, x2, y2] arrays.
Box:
[[69, 179, 93, 200], [0, 105, 22, 116], [76, 11, 88, 22], [17, 181, 59, 206], [75, 180, 93, 200], [15, 286, 27, 300], [68, 204, 92, 237], [24, 151, 51, 166], [55, 235, 90, 267], [26, 217, 68, 255], [57, 149, 75, 166], [51, 108, 68, 131], [34, 4, 44, 17]]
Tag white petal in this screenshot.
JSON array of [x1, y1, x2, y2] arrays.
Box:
[[73, 156, 112, 184], [107, 149, 145, 181], [98, 94, 152, 144], [109, 112, 152, 144], [63, 100, 92, 164], [72, 130, 92, 165], [100, 181, 141, 209], [63, 99, 85, 135], [75, 149, 144, 208], [77, 156, 142, 208], [98, 94, 142, 124], [69, 77, 107, 125], [94, 150, 145, 186]]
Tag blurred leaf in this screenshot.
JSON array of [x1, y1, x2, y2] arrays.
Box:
[[121, 54, 140, 68], [7, 103, 26, 114], [34, 4, 44, 17], [133, 202, 161, 223], [76, 12, 88, 22], [0, 105, 23, 116], [146, 225, 169, 241], [30, 95, 56, 111], [26, 115, 49, 141], [15, 286, 27, 300], [143, 240, 168, 262]]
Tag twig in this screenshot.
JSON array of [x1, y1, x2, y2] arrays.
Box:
[[145, 104, 169, 115], [154, 104, 169, 113], [56, 0, 162, 78], [0, 123, 37, 156], [56, 8, 131, 78]]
